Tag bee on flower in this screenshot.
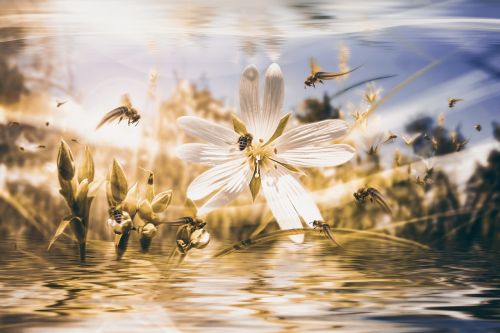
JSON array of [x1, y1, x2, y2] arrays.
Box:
[[176, 63, 355, 243]]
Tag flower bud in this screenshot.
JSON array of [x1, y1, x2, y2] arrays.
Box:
[[57, 140, 75, 181], [141, 223, 157, 238], [138, 199, 154, 221], [110, 159, 128, 204], [112, 219, 132, 235], [78, 146, 95, 183], [151, 190, 172, 213], [122, 183, 139, 217]]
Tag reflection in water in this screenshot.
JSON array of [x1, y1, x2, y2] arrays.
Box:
[[0, 237, 499, 332]]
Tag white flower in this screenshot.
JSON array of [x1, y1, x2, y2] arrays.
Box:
[[176, 63, 355, 243]]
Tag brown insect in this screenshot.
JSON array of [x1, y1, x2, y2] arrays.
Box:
[[56, 100, 67, 108], [311, 220, 343, 248], [474, 124, 482, 132], [448, 97, 463, 108], [304, 57, 361, 88], [96, 94, 141, 129], [353, 187, 392, 215], [382, 131, 398, 144]]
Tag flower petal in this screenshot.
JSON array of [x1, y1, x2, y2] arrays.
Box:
[[260, 63, 285, 142], [176, 143, 242, 166], [273, 119, 349, 151], [239, 65, 260, 136], [177, 116, 239, 146], [261, 166, 304, 243], [276, 144, 355, 168], [272, 165, 323, 225], [197, 163, 252, 216], [187, 158, 248, 200]]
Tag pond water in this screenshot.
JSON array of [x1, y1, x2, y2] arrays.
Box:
[[0, 237, 499, 333]]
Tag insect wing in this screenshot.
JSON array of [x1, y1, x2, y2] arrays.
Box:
[[95, 107, 127, 129], [370, 189, 392, 215], [316, 65, 362, 80], [309, 57, 321, 75], [121, 94, 132, 108]]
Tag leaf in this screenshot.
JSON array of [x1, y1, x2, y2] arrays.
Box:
[[249, 175, 261, 202], [138, 199, 154, 221], [264, 113, 291, 146], [122, 183, 139, 217], [231, 113, 248, 136], [106, 180, 116, 206], [70, 216, 86, 244], [270, 158, 302, 174], [110, 159, 128, 204], [88, 179, 104, 198], [57, 140, 75, 181], [48, 215, 74, 250], [151, 190, 173, 213], [58, 173, 75, 205], [78, 146, 95, 183], [75, 178, 89, 208]]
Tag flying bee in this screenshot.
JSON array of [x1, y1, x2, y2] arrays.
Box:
[[448, 97, 463, 108], [474, 124, 482, 132], [353, 187, 392, 215], [96, 94, 141, 129], [45, 121, 50, 127], [237, 133, 253, 151], [382, 131, 398, 144], [160, 216, 206, 229], [71, 138, 81, 144], [37, 145, 46, 149], [310, 220, 343, 248], [304, 57, 361, 88], [56, 100, 67, 108]]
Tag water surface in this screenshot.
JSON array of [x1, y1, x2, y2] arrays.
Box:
[[1, 237, 499, 333]]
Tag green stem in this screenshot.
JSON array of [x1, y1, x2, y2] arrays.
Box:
[[213, 227, 428, 258]]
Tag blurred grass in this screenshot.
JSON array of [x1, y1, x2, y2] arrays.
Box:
[[0, 81, 498, 251]]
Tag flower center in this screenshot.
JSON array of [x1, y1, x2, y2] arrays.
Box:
[[241, 136, 275, 178]]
